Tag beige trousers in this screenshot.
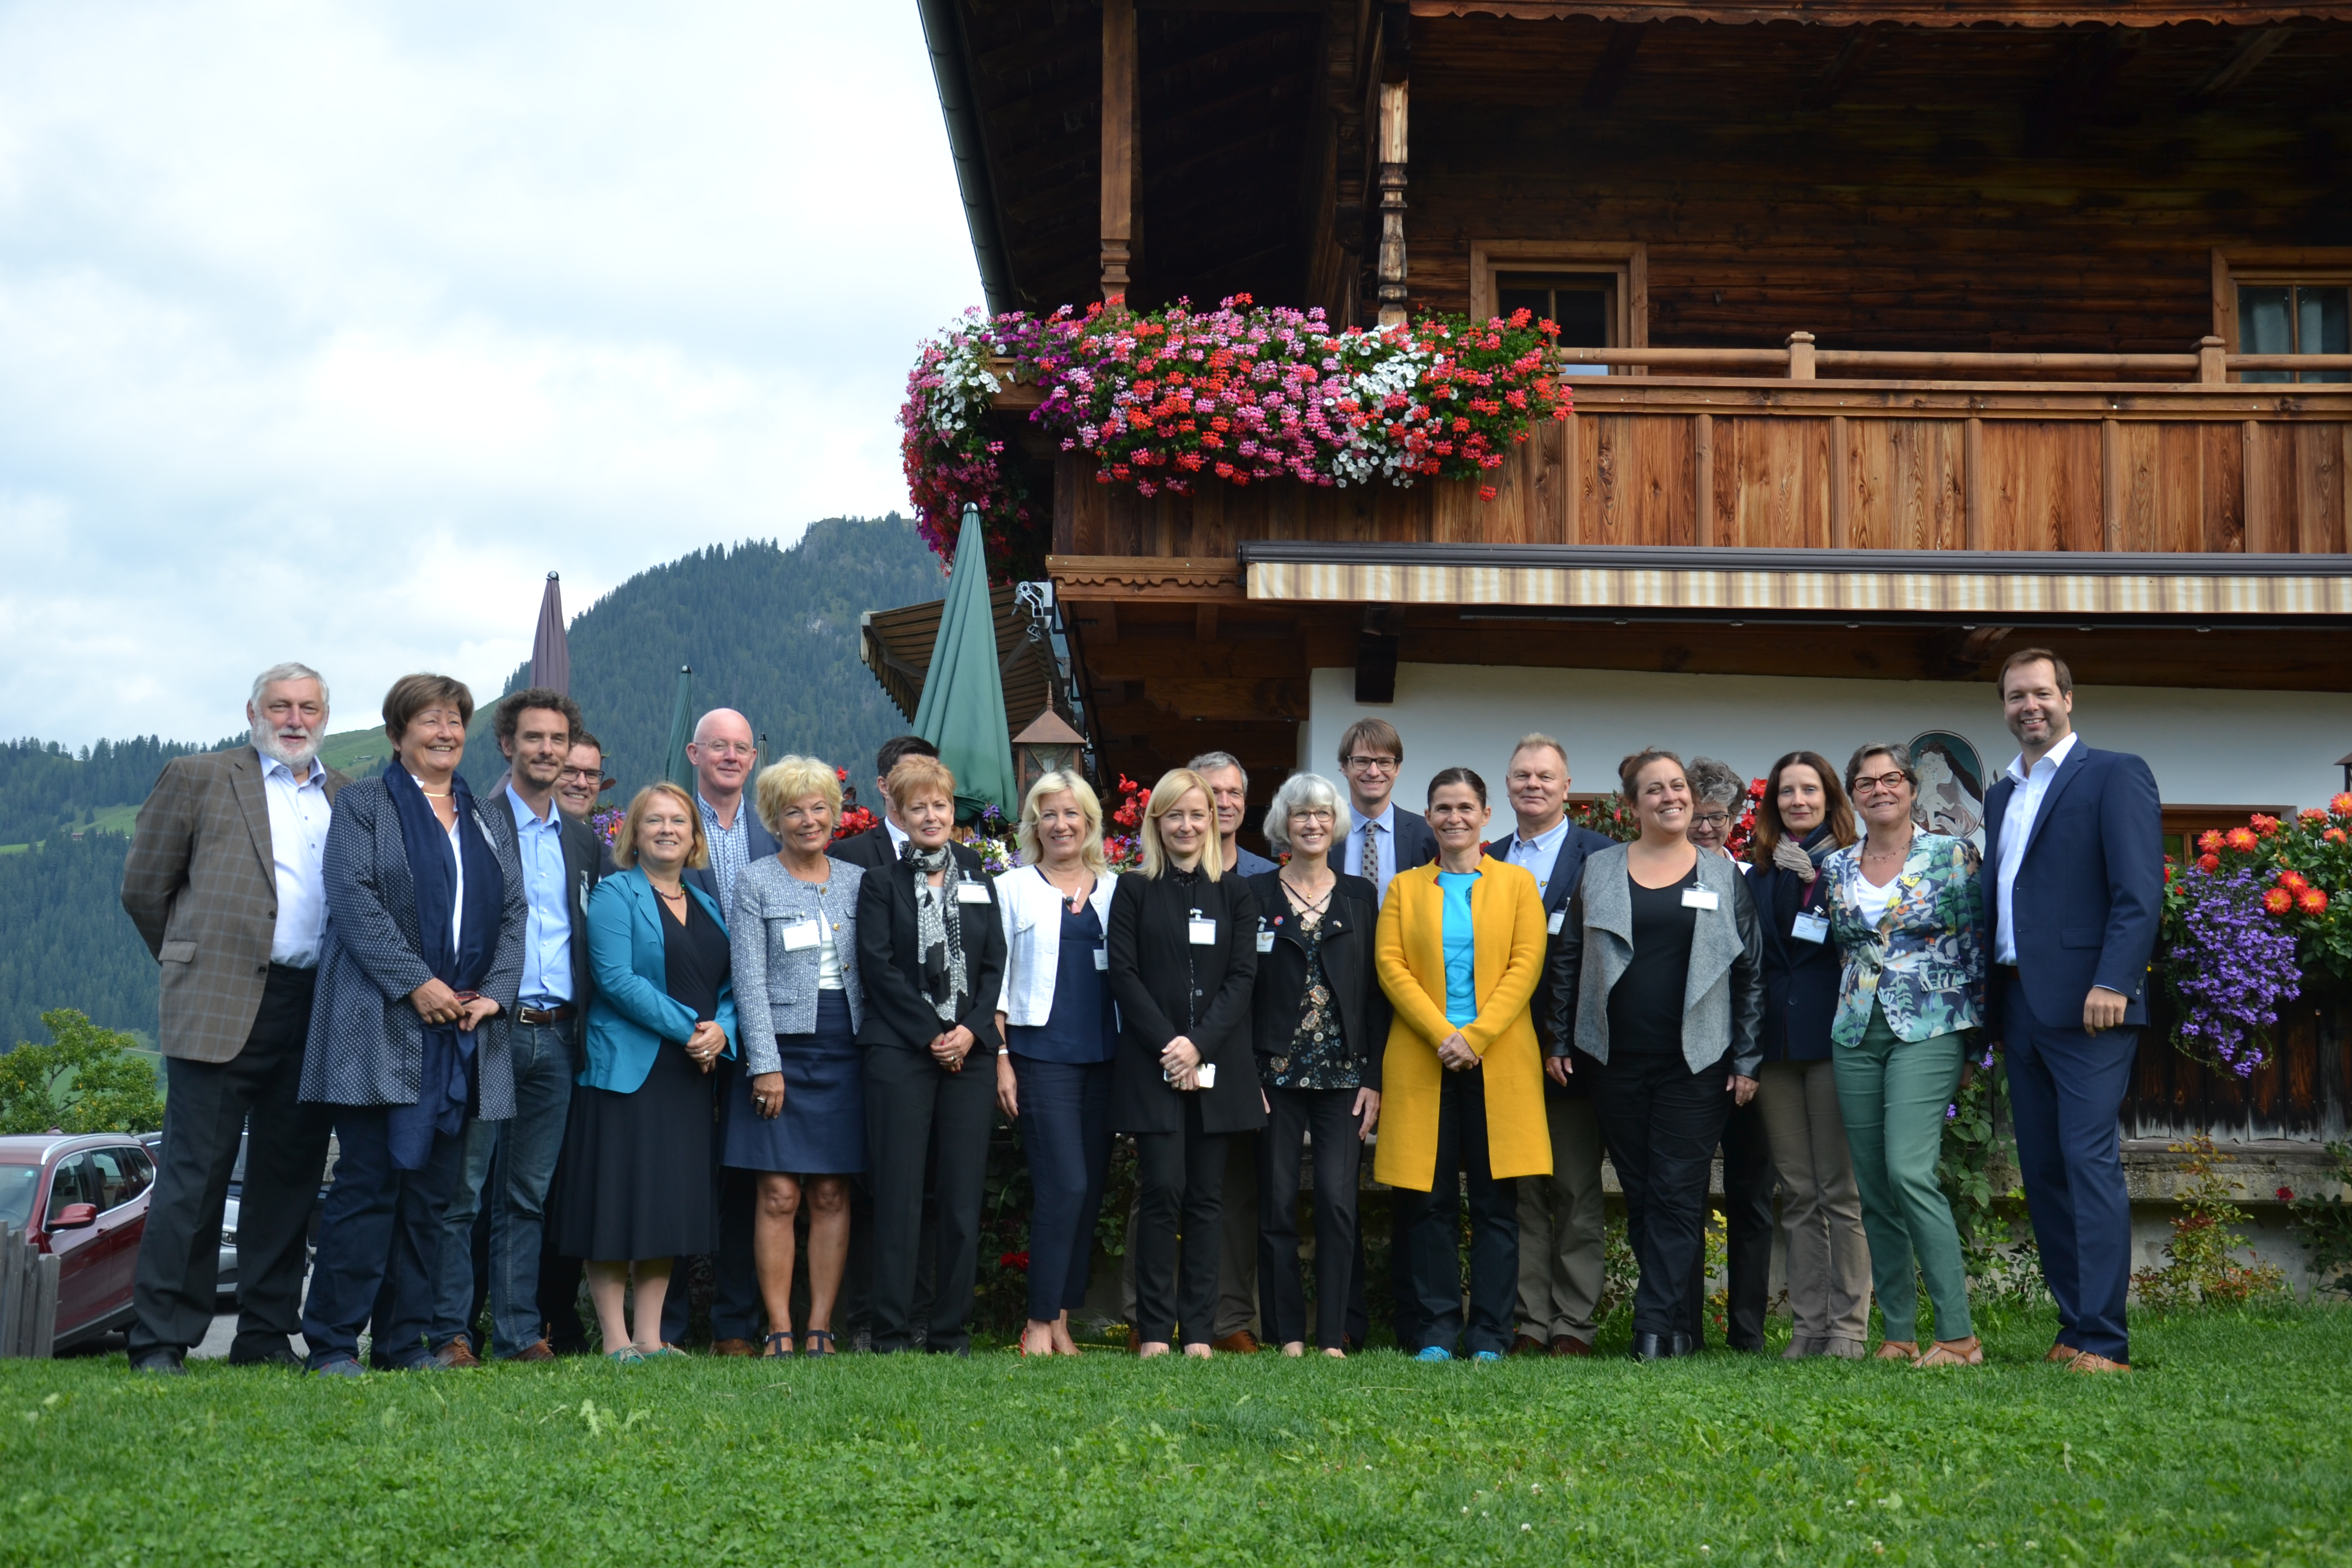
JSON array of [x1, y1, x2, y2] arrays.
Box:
[[1753, 1058, 1873, 1348], [1513, 1093, 1606, 1344]]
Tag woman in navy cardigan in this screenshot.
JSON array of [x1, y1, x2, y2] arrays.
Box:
[[552, 782, 737, 1362], [1747, 750, 1871, 1360]]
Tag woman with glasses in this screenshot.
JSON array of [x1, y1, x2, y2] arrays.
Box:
[[1373, 767, 1551, 1362], [1246, 772, 1385, 1358], [1544, 749, 1763, 1361], [1824, 743, 1987, 1367], [1748, 751, 1871, 1359]]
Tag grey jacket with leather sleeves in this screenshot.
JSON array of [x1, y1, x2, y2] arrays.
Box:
[[1543, 843, 1766, 1079]]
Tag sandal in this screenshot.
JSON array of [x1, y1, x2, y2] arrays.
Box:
[[604, 1347, 644, 1365], [762, 1332, 794, 1359], [1874, 1341, 1920, 1364], [1917, 1337, 1984, 1367], [801, 1330, 836, 1357], [641, 1344, 689, 1360]]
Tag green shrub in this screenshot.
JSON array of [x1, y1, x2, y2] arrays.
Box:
[[0, 1008, 165, 1135]]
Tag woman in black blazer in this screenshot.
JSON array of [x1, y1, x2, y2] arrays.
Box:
[[1245, 772, 1385, 1358], [1107, 767, 1261, 1358], [853, 755, 1007, 1356], [1747, 749, 1871, 1360]]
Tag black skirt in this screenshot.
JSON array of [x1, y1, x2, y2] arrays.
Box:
[[552, 1033, 719, 1262]]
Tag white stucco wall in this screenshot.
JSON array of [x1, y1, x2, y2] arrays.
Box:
[[1302, 664, 2352, 812]]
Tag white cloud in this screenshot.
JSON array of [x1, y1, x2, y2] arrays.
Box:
[[0, 0, 981, 746]]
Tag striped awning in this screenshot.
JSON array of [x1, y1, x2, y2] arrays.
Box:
[[1236, 543, 2352, 620]]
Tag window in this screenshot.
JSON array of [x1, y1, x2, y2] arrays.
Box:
[[2237, 284, 2349, 383], [89, 1145, 152, 1210], [0, 1163, 38, 1231], [47, 1154, 95, 1214], [2212, 250, 2352, 384], [1470, 242, 1647, 374]]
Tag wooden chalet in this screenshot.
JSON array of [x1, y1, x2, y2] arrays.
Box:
[[913, 0, 2352, 1141]]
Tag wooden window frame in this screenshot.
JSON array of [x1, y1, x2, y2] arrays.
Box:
[[1471, 241, 1648, 374], [2210, 247, 2352, 380]]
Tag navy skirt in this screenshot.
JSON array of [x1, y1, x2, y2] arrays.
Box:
[[723, 990, 865, 1175]]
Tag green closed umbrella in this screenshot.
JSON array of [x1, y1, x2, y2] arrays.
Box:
[[913, 506, 1019, 822], [662, 665, 695, 793]]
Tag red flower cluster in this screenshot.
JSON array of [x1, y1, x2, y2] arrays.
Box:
[[1723, 778, 1766, 860], [832, 805, 878, 841], [998, 1251, 1030, 1272]]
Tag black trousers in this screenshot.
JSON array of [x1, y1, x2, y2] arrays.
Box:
[[660, 1064, 761, 1348], [1594, 1049, 1734, 1340], [865, 1044, 995, 1354], [1685, 1092, 1775, 1350], [1134, 1093, 1229, 1346], [1257, 1087, 1363, 1351], [1398, 1067, 1518, 1355], [129, 964, 331, 1359]]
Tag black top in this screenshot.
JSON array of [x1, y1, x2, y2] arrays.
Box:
[[661, 891, 731, 1026], [1608, 866, 1698, 1054], [1106, 865, 1262, 1136], [852, 841, 1006, 1054], [1006, 900, 1117, 1065]]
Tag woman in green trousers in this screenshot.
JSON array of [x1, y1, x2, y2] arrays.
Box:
[[1823, 742, 1988, 1368]]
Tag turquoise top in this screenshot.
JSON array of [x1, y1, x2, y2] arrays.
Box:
[[1436, 869, 1480, 1029]]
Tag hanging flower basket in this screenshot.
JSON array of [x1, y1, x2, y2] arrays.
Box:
[[900, 296, 1574, 581]]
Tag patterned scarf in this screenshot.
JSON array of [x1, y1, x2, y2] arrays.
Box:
[[904, 840, 968, 1024]]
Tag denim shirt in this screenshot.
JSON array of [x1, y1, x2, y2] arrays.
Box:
[[1823, 832, 1987, 1047]]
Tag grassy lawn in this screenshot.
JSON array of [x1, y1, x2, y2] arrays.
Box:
[[2, 1303, 2345, 1567]]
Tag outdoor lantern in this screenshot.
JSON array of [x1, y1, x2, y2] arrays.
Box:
[[2340, 751, 2352, 794], [1013, 707, 1087, 799]]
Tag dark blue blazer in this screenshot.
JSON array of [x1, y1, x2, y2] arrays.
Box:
[[1751, 853, 1841, 1063], [1391, 806, 1439, 874], [1486, 821, 1618, 1087], [1980, 743, 2164, 1032]]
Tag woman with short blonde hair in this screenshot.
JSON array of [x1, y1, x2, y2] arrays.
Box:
[[753, 754, 842, 834]]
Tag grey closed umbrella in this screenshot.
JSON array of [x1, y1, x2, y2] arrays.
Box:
[[530, 572, 569, 694]]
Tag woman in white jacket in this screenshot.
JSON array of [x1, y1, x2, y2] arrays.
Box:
[[993, 770, 1119, 1357]]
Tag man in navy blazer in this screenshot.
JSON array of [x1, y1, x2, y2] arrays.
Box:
[[1980, 648, 2162, 1373], [1487, 735, 1618, 1357]]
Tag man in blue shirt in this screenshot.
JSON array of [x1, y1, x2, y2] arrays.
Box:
[[430, 688, 600, 1363]]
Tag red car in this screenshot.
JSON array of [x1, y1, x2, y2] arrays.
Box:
[[0, 1133, 156, 1351]]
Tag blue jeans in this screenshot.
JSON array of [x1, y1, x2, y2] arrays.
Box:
[[432, 1017, 575, 1356], [301, 1108, 462, 1369]]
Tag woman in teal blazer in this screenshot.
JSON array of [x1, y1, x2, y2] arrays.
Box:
[[550, 783, 738, 1360]]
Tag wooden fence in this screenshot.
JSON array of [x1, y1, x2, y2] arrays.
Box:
[[0, 1224, 59, 1360]]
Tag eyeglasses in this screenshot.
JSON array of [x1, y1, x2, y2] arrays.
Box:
[[556, 768, 602, 785], [1342, 755, 1400, 772], [1852, 771, 1912, 795], [1692, 812, 1732, 828], [694, 742, 757, 758]]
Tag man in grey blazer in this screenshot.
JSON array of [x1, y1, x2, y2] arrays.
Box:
[[121, 663, 350, 1373], [430, 689, 602, 1363]]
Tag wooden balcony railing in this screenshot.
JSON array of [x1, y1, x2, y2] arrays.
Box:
[[1556, 333, 2352, 384]]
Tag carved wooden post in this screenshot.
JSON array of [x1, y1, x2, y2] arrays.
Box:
[[1376, 80, 1409, 328], [1786, 331, 1816, 380], [1101, 0, 1137, 302], [2196, 334, 2227, 385]]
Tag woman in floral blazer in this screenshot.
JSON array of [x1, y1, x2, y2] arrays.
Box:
[[1823, 741, 1988, 1368]]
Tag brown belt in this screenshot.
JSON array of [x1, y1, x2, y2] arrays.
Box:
[[516, 1004, 575, 1026]]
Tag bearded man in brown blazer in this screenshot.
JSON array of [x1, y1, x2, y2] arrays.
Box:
[[121, 662, 351, 1371]]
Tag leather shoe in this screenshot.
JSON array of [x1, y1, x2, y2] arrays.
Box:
[[1550, 1335, 1594, 1358], [228, 1342, 302, 1369], [1509, 1333, 1547, 1357], [709, 1337, 758, 1358], [507, 1339, 557, 1363], [130, 1348, 186, 1376], [1631, 1332, 1671, 1362], [2045, 1342, 2085, 1365], [2068, 1352, 2131, 1374], [1212, 1331, 1260, 1355], [432, 1339, 480, 1369]]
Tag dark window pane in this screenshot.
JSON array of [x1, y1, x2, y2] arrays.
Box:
[[1494, 271, 1614, 348], [2300, 287, 2348, 383], [2240, 284, 2292, 383]]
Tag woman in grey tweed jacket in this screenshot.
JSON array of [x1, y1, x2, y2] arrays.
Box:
[[724, 756, 867, 1357]]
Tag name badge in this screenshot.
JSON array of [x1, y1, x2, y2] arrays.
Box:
[[1681, 887, 1721, 912], [1791, 912, 1830, 944], [1188, 916, 1217, 945], [780, 918, 822, 952], [1092, 946, 1109, 971], [1547, 909, 1564, 936], [1256, 929, 1277, 953], [956, 883, 991, 904], [1195, 1062, 1217, 1089]]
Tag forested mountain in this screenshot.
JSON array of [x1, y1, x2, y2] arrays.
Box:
[[0, 516, 947, 1049], [462, 514, 944, 794]]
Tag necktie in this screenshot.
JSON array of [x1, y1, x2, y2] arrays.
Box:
[[1361, 821, 1380, 885]]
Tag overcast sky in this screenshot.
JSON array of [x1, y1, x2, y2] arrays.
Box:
[[0, 1, 980, 748]]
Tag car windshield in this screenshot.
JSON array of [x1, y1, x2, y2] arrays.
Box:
[[0, 1162, 38, 1231]]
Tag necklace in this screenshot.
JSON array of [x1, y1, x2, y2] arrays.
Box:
[[1042, 863, 1093, 911], [1279, 873, 1333, 917], [419, 787, 451, 799], [652, 883, 686, 902]]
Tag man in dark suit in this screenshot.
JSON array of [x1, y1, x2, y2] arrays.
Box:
[[430, 689, 601, 1363], [537, 729, 608, 1354], [1332, 717, 1438, 1349], [822, 732, 936, 1350], [1980, 648, 2162, 1375], [1489, 734, 1619, 1357], [121, 663, 350, 1373], [660, 707, 778, 1354], [828, 733, 938, 873]]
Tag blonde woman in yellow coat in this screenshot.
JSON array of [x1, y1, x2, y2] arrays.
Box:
[[1373, 766, 1551, 1361]]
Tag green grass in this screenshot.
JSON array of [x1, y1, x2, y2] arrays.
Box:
[[3, 1303, 2347, 1566]]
